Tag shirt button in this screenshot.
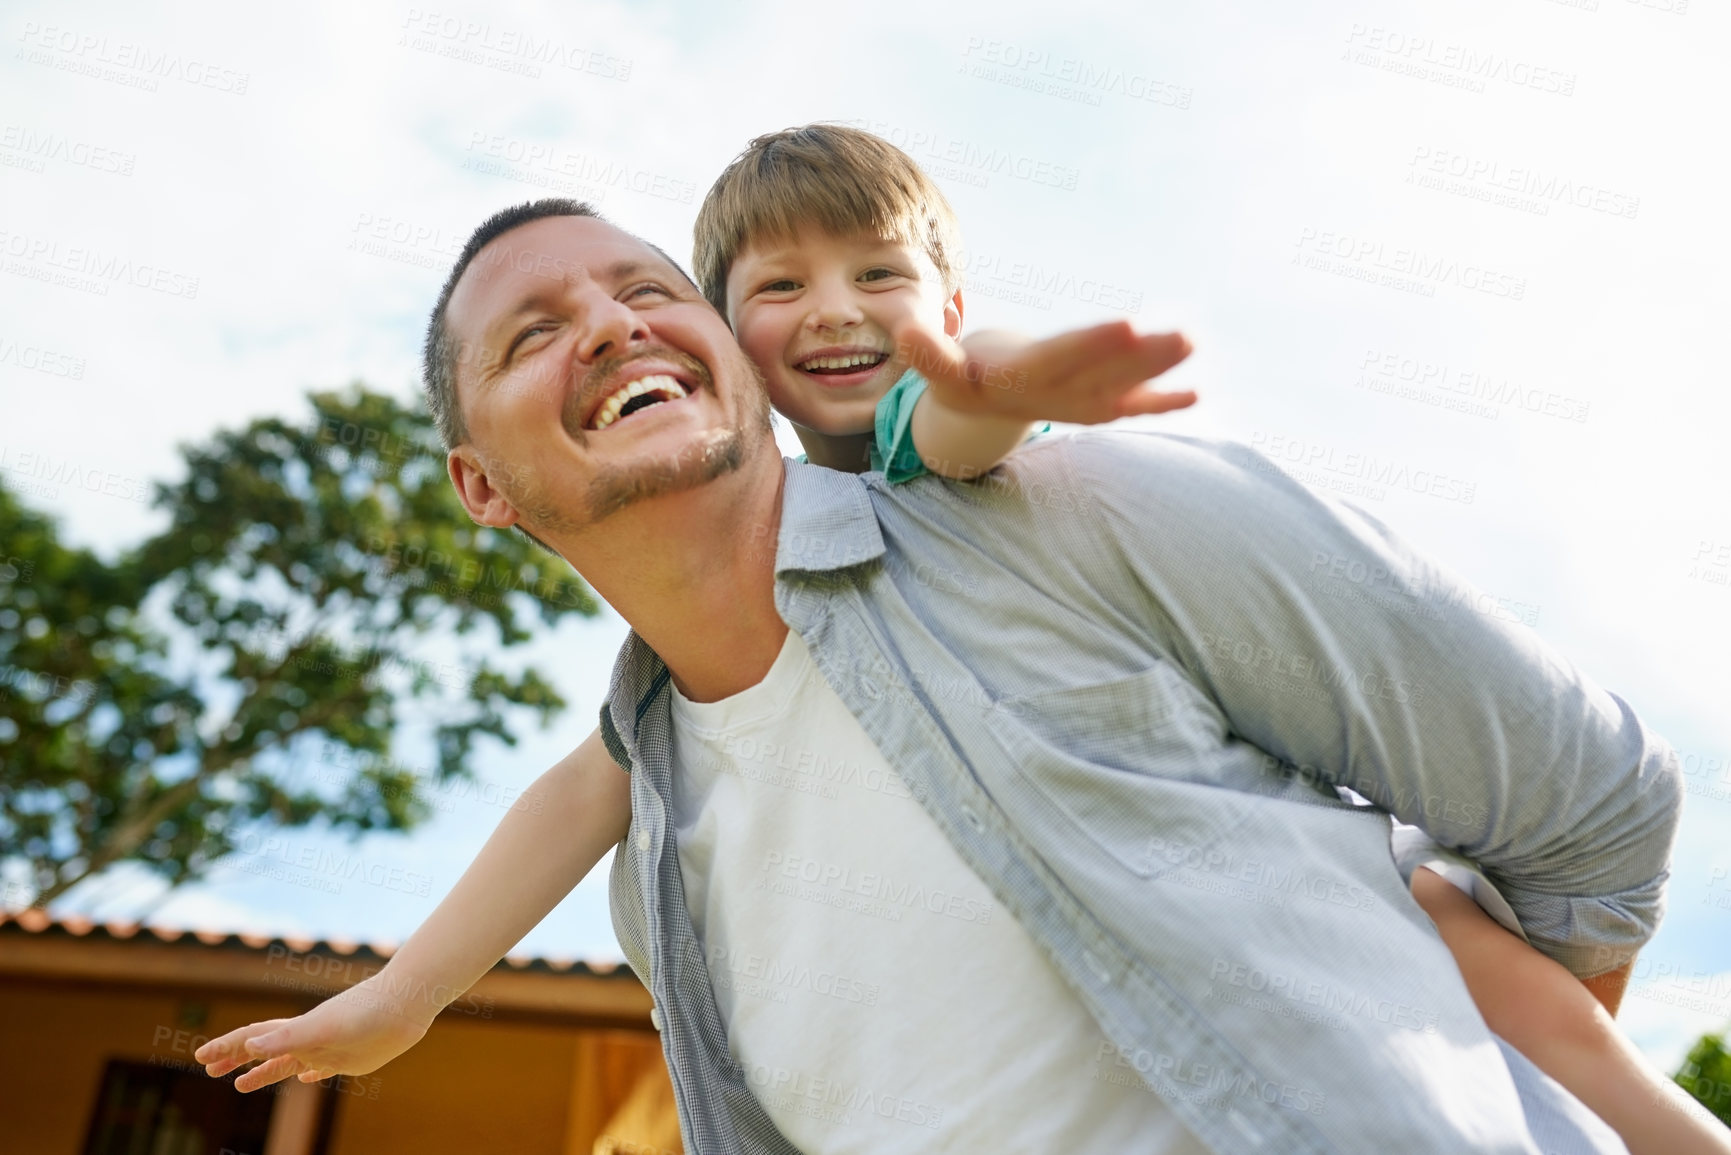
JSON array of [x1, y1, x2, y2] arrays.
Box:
[[860, 678, 881, 700], [961, 806, 986, 833], [636, 830, 652, 852], [1083, 949, 1112, 985], [649, 1005, 663, 1031]]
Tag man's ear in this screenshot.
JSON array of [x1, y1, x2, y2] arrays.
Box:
[[447, 446, 522, 529], [944, 289, 964, 339]]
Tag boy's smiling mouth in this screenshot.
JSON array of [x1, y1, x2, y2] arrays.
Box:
[[792, 345, 891, 387]]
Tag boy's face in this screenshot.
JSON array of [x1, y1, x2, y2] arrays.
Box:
[[725, 227, 962, 438]]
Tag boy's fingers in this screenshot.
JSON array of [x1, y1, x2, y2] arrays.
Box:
[[892, 323, 967, 388], [1116, 387, 1199, 418], [233, 1053, 305, 1094], [243, 1026, 294, 1058], [196, 1019, 293, 1071], [1074, 332, 1194, 397]]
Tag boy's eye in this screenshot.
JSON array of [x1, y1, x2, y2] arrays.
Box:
[[760, 279, 800, 293], [859, 267, 901, 283]]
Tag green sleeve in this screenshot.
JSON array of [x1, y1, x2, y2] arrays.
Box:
[[870, 369, 931, 484]]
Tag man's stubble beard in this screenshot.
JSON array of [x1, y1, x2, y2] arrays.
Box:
[[510, 344, 776, 535]]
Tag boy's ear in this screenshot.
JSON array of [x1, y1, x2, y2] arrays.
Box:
[[944, 289, 964, 338], [448, 447, 523, 530]]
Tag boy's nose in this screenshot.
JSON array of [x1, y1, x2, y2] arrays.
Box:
[[803, 281, 865, 330]]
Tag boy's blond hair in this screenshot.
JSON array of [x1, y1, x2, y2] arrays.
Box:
[[693, 123, 964, 316]]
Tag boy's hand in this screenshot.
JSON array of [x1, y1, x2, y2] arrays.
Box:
[[193, 971, 436, 1092], [893, 319, 1196, 425]]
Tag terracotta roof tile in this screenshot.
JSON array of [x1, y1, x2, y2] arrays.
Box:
[[0, 910, 625, 976]]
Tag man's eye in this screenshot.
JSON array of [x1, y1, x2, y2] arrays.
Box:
[[507, 325, 554, 358], [626, 283, 668, 299]]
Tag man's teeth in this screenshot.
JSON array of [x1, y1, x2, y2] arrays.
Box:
[[800, 352, 886, 371], [591, 374, 689, 431]]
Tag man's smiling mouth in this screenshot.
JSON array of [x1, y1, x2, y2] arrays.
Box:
[[588, 373, 691, 431]]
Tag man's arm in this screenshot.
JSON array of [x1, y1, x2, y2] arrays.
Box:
[[1068, 431, 1685, 980]]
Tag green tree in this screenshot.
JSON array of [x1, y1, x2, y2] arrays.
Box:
[[0, 386, 597, 909], [1677, 1033, 1731, 1127]]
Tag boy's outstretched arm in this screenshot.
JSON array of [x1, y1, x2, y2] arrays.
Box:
[[194, 727, 632, 1091], [895, 321, 1196, 480], [1413, 869, 1731, 1155]]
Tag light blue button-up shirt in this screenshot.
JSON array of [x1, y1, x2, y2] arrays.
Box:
[[600, 431, 1676, 1154]]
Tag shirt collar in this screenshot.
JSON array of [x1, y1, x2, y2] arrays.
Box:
[[775, 457, 886, 574], [602, 457, 886, 763]]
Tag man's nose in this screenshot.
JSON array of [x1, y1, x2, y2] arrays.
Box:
[[575, 292, 650, 362]]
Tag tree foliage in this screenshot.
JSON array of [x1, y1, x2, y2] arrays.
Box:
[[1677, 1033, 1731, 1127], [1, 386, 597, 908]]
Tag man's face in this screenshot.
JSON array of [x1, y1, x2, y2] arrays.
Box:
[[725, 227, 961, 439], [445, 215, 772, 536]]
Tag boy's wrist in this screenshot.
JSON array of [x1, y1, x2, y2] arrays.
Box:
[[373, 957, 471, 1025]]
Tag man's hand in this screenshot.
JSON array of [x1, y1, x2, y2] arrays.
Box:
[[893, 318, 1197, 425]]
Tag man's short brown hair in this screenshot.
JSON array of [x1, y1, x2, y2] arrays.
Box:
[[692, 123, 963, 317]]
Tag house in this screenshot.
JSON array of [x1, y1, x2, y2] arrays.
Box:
[[0, 910, 681, 1154]]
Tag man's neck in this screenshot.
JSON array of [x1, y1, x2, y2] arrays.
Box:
[[554, 450, 789, 704]]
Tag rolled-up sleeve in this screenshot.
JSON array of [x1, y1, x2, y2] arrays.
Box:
[[1071, 431, 1684, 977]]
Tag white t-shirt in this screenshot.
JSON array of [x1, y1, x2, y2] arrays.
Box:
[[669, 629, 1209, 1154]]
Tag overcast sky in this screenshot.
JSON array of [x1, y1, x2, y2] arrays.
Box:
[[3, 0, 1726, 1068]]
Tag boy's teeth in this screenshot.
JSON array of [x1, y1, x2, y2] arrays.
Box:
[[591, 374, 689, 430], [801, 352, 886, 371]]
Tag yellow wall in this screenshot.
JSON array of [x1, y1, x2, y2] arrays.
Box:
[[0, 979, 673, 1155]]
